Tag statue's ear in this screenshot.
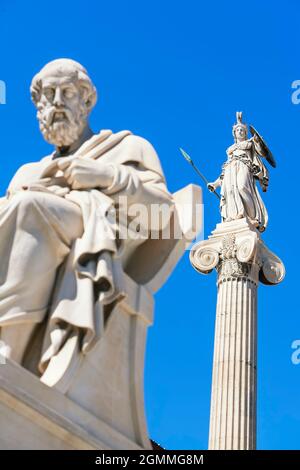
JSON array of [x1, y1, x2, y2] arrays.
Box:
[[78, 81, 97, 113], [30, 78, 42, 106]]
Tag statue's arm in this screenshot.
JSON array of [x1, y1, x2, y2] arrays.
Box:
[[207, 173, 223, 193], [101, 136, 174, 208]]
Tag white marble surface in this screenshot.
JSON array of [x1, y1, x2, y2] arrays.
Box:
[[190, 218, 284, 449], [0, 58, 203, 450]]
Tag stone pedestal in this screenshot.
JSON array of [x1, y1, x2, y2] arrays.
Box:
[[190, 218, 285, 450], [0, 357, 144, 450], [0, 184, 202, 450]]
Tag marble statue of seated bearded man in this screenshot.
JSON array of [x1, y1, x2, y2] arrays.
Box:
[[0, 59, 173, 373]]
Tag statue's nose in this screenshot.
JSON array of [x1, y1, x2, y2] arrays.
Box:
[[53, 88, 63, 107]]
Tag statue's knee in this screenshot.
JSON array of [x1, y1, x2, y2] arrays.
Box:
[[11, 190, 43, 210], [10, 191, 45, 224]]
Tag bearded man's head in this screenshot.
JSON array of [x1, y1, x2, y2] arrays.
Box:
[[30, 59, 97, 148]]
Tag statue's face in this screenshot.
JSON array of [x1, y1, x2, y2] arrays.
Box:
[[37, 74, 88, 147], [235, 125, 247, 142]]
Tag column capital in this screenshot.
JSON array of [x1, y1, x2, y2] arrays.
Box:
[[190, 218, 285, 286]]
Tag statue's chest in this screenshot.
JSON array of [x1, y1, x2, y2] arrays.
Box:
[[226, 142, 253, 162]]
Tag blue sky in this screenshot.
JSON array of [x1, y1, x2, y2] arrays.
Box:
[[0, 0, 299, 450]]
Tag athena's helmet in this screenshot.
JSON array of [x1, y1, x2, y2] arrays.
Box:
[[232, 111, 248, 142]]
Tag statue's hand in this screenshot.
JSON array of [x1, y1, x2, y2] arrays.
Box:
[[261, 176, 269, 192], [25, 177, 70, 197], [253, 133, 260, 144], [57, 158, 115, 190], [207, 182, 216, 192]]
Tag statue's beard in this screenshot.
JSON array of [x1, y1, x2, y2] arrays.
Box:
[[38, 105, 87, 147]]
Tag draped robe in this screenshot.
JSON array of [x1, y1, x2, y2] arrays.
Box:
[[220, 138, 269, 232], [0, 130, 174, 372]]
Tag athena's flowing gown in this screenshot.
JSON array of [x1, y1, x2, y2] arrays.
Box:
[[220, 139, 269, 232]]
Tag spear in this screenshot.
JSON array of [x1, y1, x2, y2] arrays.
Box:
[[179, 147, 221, 200]]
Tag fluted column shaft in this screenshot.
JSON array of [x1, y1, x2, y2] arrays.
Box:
[[209, 275, 257, 449], [190, 219, 285, 451]]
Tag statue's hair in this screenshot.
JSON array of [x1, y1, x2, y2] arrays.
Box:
[[30, 59, 97, 113]]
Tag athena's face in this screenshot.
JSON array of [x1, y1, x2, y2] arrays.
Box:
[[235, 125, 247, 142], [37, 74, 88, 148]]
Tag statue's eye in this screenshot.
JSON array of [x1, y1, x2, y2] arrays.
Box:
[[63, 88, 75, 99], [43, 88, 55, 101]]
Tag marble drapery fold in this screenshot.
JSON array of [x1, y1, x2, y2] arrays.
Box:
[[0, 130, 174, 372], [220, 139, 269, 231]]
